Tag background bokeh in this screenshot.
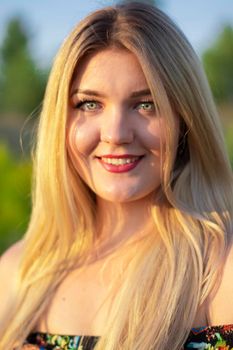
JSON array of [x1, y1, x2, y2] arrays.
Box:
[[0, 0, 233, 254]]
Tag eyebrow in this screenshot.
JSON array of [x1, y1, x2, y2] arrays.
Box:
[[71, 88, 152, 98]]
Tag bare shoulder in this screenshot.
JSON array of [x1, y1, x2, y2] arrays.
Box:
[[221, 241, 233, 288], [0, 240, 24, 271], [209, 241, 233, 325], [225, 240, 233, 271], [0, 240, 25, 311]]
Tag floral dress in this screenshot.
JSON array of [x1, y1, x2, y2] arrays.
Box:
[[24, 333, 99, 350], [24, 324, 233, 350], [183, 324, 233, 350]]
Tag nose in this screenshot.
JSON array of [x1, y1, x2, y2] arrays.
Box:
[[100, 106, 134, 144]]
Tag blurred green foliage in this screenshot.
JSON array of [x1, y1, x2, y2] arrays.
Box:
[[202, 25, 233, 103], [202, 24, 233, 167], [119, 0, 158, 4], [0, 17, 47, 116], [118, 0, 164, 9], [0, 143, 32, 254], [225, 127, 233, 168]]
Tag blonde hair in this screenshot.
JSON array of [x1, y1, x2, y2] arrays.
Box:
[[1, 2, 233, 349]]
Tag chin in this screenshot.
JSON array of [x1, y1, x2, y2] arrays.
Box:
[[96, 187, 156, 204]]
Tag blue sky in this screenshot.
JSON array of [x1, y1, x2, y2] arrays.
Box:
[[0, 0, 233, 67]]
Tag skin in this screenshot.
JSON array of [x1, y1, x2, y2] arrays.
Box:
[[65, 47, 233, 332], [67, 48, 173, 244], [67, 48, 165, 202], [0, 48, 232, 338]]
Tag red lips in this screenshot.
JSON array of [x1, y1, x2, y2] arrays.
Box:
[[97, 155, 144, 173]]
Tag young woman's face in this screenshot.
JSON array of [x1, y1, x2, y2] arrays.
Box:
[[67, 48, 175, 203]]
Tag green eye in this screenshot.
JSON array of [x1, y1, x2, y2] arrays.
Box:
[[139, 102, 155, 111], [75, 100, 100, 111], [84, 101, 98, 110]]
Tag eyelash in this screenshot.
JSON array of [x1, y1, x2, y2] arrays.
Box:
[[74, 99, 155, 113], [75, 99, 101, 111], [136, 100, 155, 112]]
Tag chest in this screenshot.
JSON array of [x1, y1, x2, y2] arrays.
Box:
[[36, 260, 121, 336], [35, 245, 233, 335]]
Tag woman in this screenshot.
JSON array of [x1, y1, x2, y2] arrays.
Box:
[[0, 2, 232, 349]]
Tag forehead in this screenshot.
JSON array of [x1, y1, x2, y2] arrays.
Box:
[[71, 48, 149, 93]]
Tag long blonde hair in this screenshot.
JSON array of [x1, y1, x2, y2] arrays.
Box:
[[1, 2, 233, 349]]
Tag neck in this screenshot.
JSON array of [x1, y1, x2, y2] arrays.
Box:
[[93, 195, 155, 255]]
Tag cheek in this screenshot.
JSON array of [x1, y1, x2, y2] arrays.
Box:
[[66, 118, 99, 187], [67, 117, 99, 156], [143, 120, 166, 156], [147, 117, 179, 163]]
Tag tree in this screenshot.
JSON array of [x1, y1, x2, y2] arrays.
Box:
[[0, 17, 46, 116], [120, 0, 157, 4], [0, 143, 32, 253], [202, 25, 233, 103], [116, 0, 161, 7]]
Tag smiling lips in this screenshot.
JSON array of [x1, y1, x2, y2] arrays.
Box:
[[97, 154, 144, 173]]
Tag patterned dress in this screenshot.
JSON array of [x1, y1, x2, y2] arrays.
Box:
[[184, 325, 233, 349], [24, 324, 233, 349]]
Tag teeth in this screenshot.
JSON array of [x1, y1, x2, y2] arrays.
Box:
[[101, 156, 140, 165]]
